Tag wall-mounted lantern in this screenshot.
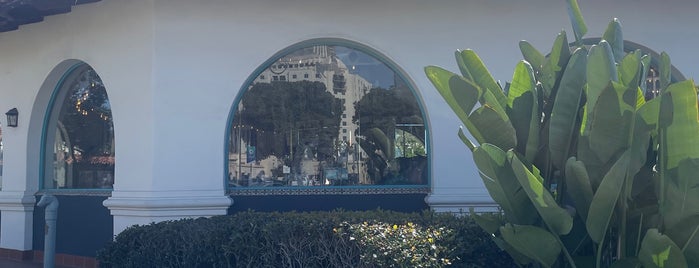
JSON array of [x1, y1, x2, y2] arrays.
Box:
[[6, 108, 18, 127]]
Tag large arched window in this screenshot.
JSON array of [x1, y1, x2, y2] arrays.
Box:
[[227, 40, 429, 192], [42, 64, 114, 190]]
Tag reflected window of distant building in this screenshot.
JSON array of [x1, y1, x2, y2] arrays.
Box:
[[42, 64, 115, 189], [227, 43, 428, 191]]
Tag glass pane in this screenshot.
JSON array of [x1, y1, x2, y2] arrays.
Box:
[[44, 66, 114, 189], [228, 45, 426, 188]]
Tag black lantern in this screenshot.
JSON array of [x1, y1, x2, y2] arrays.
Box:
[[6, 108, 18, 127]]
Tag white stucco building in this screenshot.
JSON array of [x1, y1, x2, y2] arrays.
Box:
[[0, 0, 697, 266]]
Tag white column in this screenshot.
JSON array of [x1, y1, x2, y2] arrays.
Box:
[[104, 191, 232, 234], [0, 192, 35, 251]]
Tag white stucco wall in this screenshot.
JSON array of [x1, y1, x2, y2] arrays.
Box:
[[0, 0, 697, 249]]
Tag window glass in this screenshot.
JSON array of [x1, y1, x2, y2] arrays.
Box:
[[43, 65, 114, 189], [229, 45, 427, 188]]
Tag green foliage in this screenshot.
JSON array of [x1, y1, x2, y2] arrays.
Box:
[[236, 81, 343, 163], [342, 221, 452, 267], [97, 210, 515, 268], [424, 0, 699, 267]]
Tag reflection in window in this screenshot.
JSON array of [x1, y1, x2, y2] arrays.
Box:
[[43, 65, 114, 189], [229, 45, 427, 188]]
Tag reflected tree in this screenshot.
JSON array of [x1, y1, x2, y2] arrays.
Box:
[[236, 81, 344, 171], [353, 85, 426, 184]]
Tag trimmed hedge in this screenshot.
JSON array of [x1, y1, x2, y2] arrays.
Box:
[[97, 210, 514, 267]]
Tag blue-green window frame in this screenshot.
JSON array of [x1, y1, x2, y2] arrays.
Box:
[[39, 62, 113, 195], [224, 38, 432, 195]]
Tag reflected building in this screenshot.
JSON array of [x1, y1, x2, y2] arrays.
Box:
[[228, 45, 425, 187]]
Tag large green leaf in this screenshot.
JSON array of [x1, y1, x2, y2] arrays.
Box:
[[618, 50, 642, 89], [549, 47, 587, 169], [470, 105, 517, 150], [519, 41, 545, 76], [457, 127, 476, 151], [565, 157, 594, 221], [658, 80, 699, 170], [565, 0, 588, 44], [640, 54, 651, 93], [509, 152, 573, 235], [473, 144, 537, 225], [500, 224, 562, 268], [586, 151, 629, 244], [639, 229, 688, 268], [584, 41, 618, 136], [602, 18, 624, 63], [663, 158, 699, 231], [588, 83, 632, 164], [541, 31, 571, 98], [455, 49, 507, 109], [469, 208, 503, 235], [508, 61, 539, 162], [425, 66, 485, 143], [659, 52, 671, 90], [665, 215, 699, 267], [492, 236, 534, 266]]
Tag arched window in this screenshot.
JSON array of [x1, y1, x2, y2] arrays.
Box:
[[227, 40, 429, 192], [42, 64, 114, 190]]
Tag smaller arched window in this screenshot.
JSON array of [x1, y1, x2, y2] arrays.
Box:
[[42, 64, 115, 190], [227, 41, 429, 192]]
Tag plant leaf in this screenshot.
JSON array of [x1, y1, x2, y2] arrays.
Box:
[[425, 66, 486, 144], [639, 229, 688, 268], [602, 18, 624, 63], [519, 41, 545, 76], [659, 52, 671, 90], [588, 82, 632, 164], [509, 152, 573, 235], [586, 151, 629, 244], [665, 215, 699, 267], [473, 144, 537, 225], [583, 41, 618, 136], [566, 0, 588, 43], [565, 157, 594, 221], [469, 207, 503, 235], [508, 61, 540, 162], [455, 49, 507, 109], [500, 224, 561, 268], [659, 80, 699, 170], [618, 50, 642, 89], [470, 105, 517, 150], [549, 47, 587, 169], [541, 31, 571, 98]]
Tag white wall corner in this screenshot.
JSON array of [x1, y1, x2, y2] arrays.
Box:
[[0, 191, 36, 250], [425, 190, 499, 213]]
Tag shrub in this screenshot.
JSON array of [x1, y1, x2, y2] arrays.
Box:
[[97, 210, 514, 268]]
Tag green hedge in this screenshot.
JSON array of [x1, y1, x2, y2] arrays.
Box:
[[97, 210, 514, 268]]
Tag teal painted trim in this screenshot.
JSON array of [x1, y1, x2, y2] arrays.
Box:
[[38, 63, 114, 192], [39, 63, 84, 190], [233, 184, 428, 191], [223, 37, 433, 192]]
